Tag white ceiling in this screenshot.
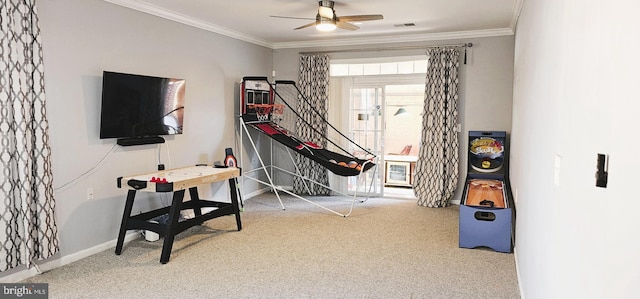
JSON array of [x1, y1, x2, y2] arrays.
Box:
[[105, 0, 522, 49]]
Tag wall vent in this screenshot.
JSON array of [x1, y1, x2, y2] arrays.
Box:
[[393, 23, 416, 27]]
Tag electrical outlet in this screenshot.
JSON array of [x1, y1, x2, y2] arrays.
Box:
[[87, 188, 94, 200]]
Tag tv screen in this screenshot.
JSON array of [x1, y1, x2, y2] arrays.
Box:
[[99, 71, 186, 139]]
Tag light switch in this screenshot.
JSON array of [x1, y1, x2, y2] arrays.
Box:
[[596, 154, 608, 188]]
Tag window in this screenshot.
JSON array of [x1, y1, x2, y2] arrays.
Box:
[[330, 56, 427, 77]]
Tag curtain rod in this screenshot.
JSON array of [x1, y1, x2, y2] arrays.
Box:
[[299, 43, 472, 55]]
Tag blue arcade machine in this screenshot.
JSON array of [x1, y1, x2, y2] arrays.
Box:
[[459, 131, 514, 253]]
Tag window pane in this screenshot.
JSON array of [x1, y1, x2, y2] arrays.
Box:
[[330, 59, 428, 77], [348, 64, 364, 76], [414, 60, 428, 73], [363, 64, 381, 75], [397, 61, 414, 74], [380, 63, 397, 75]]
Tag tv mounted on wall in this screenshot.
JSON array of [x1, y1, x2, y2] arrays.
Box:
[[99, 71, 186, 146]]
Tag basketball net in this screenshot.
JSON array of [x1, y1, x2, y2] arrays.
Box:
[[251, 104, 273, 122]]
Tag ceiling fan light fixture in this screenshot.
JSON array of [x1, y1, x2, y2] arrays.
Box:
[[318, 6, 334, 19], [280, 0, 381, 32], [316, 17, 337, 31]]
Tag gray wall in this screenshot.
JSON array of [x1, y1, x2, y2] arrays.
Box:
[[0, 0, 272, 275], [512, 1, 640, 297], [273, 35, 514, 202]]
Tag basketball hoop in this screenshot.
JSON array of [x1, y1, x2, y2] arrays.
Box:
[[252, 104, 273, 122]]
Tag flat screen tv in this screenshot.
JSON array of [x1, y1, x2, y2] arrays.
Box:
[[99, 71, 186, 145]]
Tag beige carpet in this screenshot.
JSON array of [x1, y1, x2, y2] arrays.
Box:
[[23, 194, 520, 298]]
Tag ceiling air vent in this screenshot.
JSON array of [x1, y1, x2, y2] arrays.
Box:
[[394, 23, 416, 27]]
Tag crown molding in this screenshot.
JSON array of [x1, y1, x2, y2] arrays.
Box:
[[103, 0, 275, 48], [510, 0, 525, 32], [104, 0, 516, 50], [272, 28, 514, 49]]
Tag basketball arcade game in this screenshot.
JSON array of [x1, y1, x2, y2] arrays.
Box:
[[459, 131, 514, 253], [238, 76, 377, 217]]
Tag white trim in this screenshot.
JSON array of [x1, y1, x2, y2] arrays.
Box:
[[0, 232, 141, 283], [242, 186, 271, 199], [510, 0, 525, 32], [514, 246, 525, 299]]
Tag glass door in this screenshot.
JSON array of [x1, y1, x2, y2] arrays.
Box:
[[348, 82, 424, 198], [328, 73, 425, 198], [347, 86, 383, 196]]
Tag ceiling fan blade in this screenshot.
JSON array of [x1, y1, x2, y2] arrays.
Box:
[[336, 21, 359, 31], [294, 21, 317, 30], [338, 15, 384, 22], [270, 15, 315, 20]]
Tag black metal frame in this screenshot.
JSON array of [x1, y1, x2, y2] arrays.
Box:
[[114, 178, 241, 264]]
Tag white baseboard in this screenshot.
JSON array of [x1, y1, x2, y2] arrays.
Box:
[[0, 232, 141, 283], [514, 246, 525, 299], [243, 186, 272, 199]]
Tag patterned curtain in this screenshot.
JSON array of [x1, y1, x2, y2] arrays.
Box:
[[293, 54, 331, 195], [414, 48, 461, 208], [0, 0, 58, 271]]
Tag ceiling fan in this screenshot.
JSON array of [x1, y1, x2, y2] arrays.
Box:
[[271, 0, 383, 32]]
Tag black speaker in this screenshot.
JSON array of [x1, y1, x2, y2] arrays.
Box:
[[117, 136, 165, 146]]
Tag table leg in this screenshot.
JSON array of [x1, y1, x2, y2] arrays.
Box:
[[188, 187, 202, 218], [228, 178, 242, 231], [160, 190, 185, 264], [115, 190, 136, 255]]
